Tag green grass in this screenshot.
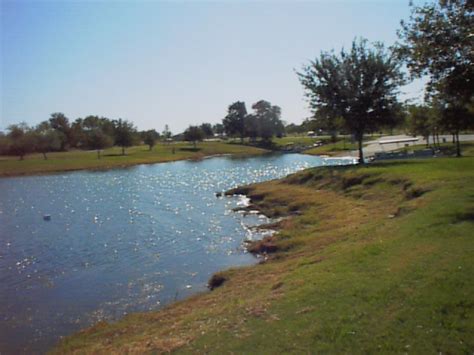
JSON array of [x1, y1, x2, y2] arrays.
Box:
[[53, 150, 474, 354], [0, 142, 268, 177], [272, 136, 328, 147], [304, 138, 358, 156]]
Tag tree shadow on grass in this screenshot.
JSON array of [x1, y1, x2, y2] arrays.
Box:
[[451, 210, 474, 224], [179, 147, 201, 152]]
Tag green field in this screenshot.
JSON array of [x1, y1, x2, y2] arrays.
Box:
[[0, 142, 267, 177], [54, 144, 474, 353]]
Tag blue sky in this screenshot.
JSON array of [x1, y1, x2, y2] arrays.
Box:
[[1, 0, 425, 134]]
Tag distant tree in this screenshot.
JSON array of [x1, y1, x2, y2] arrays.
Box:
[[298, 38, 404, 163], [114, 119, 137, 155], [223, 101, 247, 142], [0, 132, 9, 155], [244, 115, 259, 143], [6, 123, 35, 160], [34, 123, 61, 159], [406, 105, 435, 146], [311, 112, 344, 142], [183, 126, 204, 148], [143, 129, 160, 151], [251, 100, 285, 142], [397, 0, 473, 155], [70, 118, 85, 148], [285, 122, 306, 135], [49, 112, 71, 150], [438, 96, 474, 155], [200, 123, 214, 138], [87, 129, 113, 159], [212, 123, 224, 135], [162, 124, 172, 140]]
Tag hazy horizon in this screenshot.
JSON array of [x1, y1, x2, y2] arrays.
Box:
[[1, 0, 426, 134]]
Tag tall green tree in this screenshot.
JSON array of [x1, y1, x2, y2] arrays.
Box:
[[251, 100, 284, 142], [34, 122, 61, 160], [86, 129, 113, 159], [143, 129, 160, 151], [6, 123, 35, 160], [200, 123, 214, 138], [114, 119, 137, 155], [183, 126, 204, 148], [397, 0, 473, 155], [49, 112, 71, 150], [223, 101, 247, 142], [298, 38, 404, 163], [406, 105, 435, 146]]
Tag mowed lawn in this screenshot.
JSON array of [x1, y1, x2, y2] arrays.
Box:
[[0, 142, 268, 177], [55, 144, 474, 354]]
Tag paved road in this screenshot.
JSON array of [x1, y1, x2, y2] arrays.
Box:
[[342, 134, 474, 158]]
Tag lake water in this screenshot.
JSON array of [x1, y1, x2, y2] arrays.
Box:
[[0, 153, 354, 353]]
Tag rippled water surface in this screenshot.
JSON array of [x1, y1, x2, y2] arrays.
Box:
[[0, 154, 353, 353]]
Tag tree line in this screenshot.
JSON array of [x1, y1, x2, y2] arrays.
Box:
[[0, 113, 164, 159], [181, 99, 285, 148]]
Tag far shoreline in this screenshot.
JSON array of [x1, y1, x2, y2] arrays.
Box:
[[0, 142, 270, 178]]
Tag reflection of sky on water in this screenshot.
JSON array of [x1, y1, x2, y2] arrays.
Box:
[[0, 154, 354, 353]]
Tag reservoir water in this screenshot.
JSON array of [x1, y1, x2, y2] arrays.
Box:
[[0, 153, 353, 353]]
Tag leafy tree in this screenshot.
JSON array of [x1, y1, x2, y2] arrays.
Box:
[[143, 129, 160, 151], [86, 129, 113, 159], [406, 105, 435, 146], [200, 123, 214, 138], [34, 123, 61, 159], [70, 118, 85, 148], [437, 95, 474, 155], [244, 115, 259, 143], [49, 112, 71, 150], [183, 126, 204, 148], [251, 100, 284, 142], [0, 132, 9, 155], [212, 123, 224, 135], [298, 38, 404, 163], [397, 0, 473, 101], [397, 0, 473, 155], [285, 122, 307, 135], [223, 101, 247, 142], [6, 123, 35, 160], [114, 119, 137, 155]]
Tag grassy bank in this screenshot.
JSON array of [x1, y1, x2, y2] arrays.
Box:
[[54, 150, 474, 353], [0, 142, 267, 177]]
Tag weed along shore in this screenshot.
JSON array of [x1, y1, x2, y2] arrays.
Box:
[[0, 142, 268, 177], [54, 151, 474, 353]]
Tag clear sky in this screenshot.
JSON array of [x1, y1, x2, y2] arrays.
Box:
[[1, 0, 426, 134]]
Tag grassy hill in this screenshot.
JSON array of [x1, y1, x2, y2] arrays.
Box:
[[54, 145, 474, 353]]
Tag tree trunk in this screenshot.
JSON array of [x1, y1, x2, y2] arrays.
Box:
[[425, 135, 429, 147], [456, 131, 461, 157], [42, 152, 48, 160], [358, 136, 364, 164], [97, 150, 101, 159]]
